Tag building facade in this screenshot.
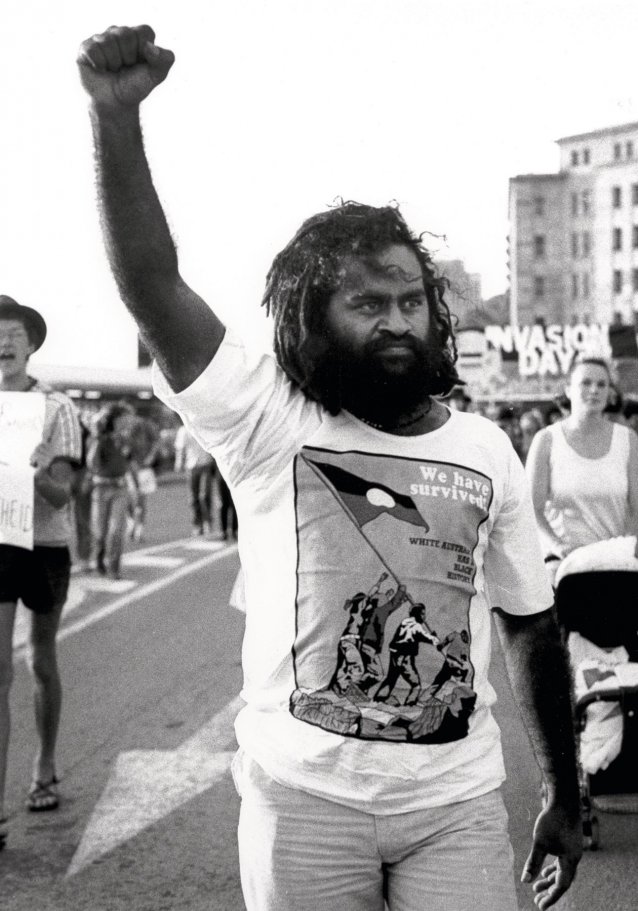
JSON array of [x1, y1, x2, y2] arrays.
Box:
[[436, 259, 482, 321], [509, 121, 638, 327]]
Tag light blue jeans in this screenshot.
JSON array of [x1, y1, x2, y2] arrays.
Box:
[[233, 752, 518, 911], [91, 482, 128, 573]]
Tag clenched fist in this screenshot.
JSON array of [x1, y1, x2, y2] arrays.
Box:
[[77, 25, 175, 109]]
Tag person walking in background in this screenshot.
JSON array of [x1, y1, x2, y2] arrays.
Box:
[[0, 296, 82, 845], [217, 473, 238, 542], [78, 26, 582, 909], [87, 402, 137, 579], [125, 409, 161, 541], [174, 423, 216, 536], [526, 358, 638, 584]]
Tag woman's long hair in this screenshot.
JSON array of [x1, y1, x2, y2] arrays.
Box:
[[262, 201, 461, 414]]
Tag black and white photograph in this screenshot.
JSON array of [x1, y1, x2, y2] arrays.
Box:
[[1, 1, 638, 909]]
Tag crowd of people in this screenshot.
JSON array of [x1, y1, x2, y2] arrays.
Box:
[[68, 405, 239, 579], [70, 401, 162, 579], [448, 380, 638, 466]]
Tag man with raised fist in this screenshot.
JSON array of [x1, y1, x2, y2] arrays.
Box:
[[78, 26, 582, 911]]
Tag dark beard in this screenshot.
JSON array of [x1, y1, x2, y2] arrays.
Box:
[[311, 327, 448, 424]]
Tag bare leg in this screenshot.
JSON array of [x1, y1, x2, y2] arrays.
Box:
[[27, 600, 65, 787], [0, 602, 18, 821]]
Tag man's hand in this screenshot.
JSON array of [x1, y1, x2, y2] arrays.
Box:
[[77, 25, 175, 109], [522, 800, 582, 909]]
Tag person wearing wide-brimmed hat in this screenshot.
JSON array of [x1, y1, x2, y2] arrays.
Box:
[[0, 295, 82, 846]]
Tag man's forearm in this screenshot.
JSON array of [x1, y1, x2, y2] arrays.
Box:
[[89, 102, 224, 390], [493, 608, 581, 815], [90, 106, 178, 320]]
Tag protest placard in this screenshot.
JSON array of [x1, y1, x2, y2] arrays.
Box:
[[0, 391, 46, 466], [0, 391, 45, 549], [0, 464, 35, 550]]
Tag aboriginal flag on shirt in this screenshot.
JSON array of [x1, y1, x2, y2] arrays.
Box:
[[300, 455, 429, 531]]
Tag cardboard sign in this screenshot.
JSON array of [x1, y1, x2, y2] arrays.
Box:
[[0, 464, 35, 550]]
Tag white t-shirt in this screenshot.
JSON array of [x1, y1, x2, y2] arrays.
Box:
[[154, 330, 553, 814]]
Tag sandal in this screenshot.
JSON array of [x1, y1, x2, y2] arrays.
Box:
[[26, 777, 59, 812], [0, 817, 7, 850]]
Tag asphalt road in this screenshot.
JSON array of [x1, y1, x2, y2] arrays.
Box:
[[1, 479, 637, 910]]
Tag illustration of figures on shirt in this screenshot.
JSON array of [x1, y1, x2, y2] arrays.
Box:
[[290, 447, 492, 744]]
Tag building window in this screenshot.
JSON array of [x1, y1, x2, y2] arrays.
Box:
[[572, 274, 579, 299], [614, 142, 622, 161], [583, 273, 590, 299], [534, 235, 546, 258], [613, 270, 623, 294], [571, 233, 579, 258], [583, 148, 591, 164], [628, 141, 634, 159], [633, 226, 638, 249], [571, 150, 579, 166], [633, 269, 638, 292], [533, 196, 544, 216], [571, 192, 579, 216], [582, 231, 591, 256], [613, 227, 623, 251], [613, 186, 622, 208], [534, 276, 545, 298], [582, 190, 591, 214], [633, 184, 638, 205]]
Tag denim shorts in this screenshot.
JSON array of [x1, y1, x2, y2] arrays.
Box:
[[0, 545, 71, 613]]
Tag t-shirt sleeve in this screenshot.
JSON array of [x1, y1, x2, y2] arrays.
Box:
[[46, 394, 82, 467], [153, 328, 321, 486], [484, 443, 554, 616]]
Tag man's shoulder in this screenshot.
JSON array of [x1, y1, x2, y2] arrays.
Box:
[[448, 409, 510, 443], [30, 378, 76, 409]]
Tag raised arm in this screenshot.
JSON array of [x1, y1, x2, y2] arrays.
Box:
[[77, 25, 225, 392], [493, 608, 582, 910]]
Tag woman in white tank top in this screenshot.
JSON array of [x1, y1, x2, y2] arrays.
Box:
[[526, 359, 638, 571]]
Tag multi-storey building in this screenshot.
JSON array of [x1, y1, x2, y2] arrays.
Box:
[[435, 259, 482, 321], [509, 121, 638, 327]]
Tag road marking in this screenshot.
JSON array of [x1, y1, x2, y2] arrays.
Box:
[[182, 539, 228, 551], [78, 578, 137, 594], [66, 694, 244, 876], [122, 554, 185, 569], [13, 544, 238, 661]]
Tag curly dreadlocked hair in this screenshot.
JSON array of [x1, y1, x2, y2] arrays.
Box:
[[262, 201, 461, 414]]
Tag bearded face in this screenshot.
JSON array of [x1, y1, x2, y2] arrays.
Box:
[[310, 245, 449, 423], [317, 321, 448, 423]]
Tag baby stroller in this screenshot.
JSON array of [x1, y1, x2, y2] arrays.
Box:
[[554, 537, 638, 850]]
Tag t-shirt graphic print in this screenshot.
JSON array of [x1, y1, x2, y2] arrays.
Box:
[[290, 446, 493, 744]]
